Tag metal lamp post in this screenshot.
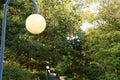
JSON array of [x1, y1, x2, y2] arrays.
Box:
[[0, 0, 46, 80]]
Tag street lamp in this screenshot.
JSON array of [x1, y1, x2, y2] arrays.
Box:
[[26, 14, 46, 34], [46, 66, 50, 80], [0, 0, 46, 80]]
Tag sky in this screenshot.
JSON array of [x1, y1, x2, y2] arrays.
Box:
[[80, 2, 100, 31], [81, 22, 94, 31]]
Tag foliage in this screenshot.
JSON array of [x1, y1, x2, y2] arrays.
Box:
[[0, 0, 119, 80], [83, 0, 120, 80], [0, 0, 82, 79], [3, 62, 33, 80]]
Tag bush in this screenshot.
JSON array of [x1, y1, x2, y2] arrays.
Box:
[[33, 71, 47, 80], [3, 63, 33, 80]]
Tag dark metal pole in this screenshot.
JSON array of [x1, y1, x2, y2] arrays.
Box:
[[0, 0, 11, 80], [31, 0, 38, 14], [46, 69, 49, 80], [0, 0, 38, 80]]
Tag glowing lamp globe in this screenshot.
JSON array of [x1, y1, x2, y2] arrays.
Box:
[[25, 14, 46, 34]]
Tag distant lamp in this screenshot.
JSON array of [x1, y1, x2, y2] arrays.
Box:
[[25, 14, 46, 34], [46, 66, 50, 70]]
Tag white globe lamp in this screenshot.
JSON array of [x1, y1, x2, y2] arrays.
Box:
[[25, 14, 46, 34]]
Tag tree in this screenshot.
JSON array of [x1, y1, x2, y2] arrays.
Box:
[[0, 0, 82, 79], [83, 0, 120, 80]]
